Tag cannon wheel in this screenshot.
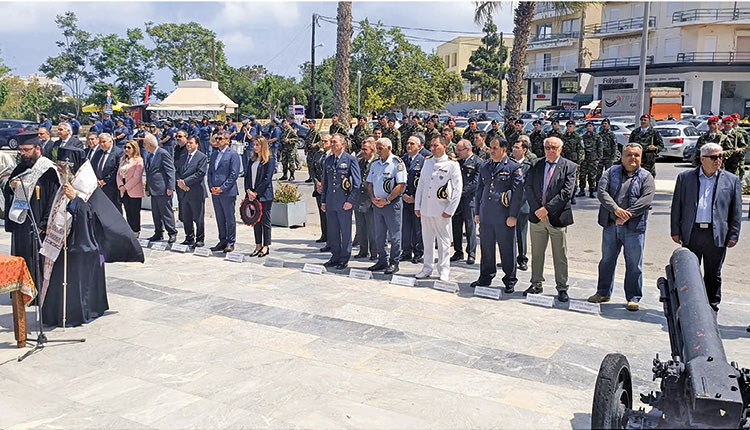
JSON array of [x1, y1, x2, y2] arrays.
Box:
[[591, 353, 633, 429]]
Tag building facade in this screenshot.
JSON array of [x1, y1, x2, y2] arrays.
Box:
[[579, 1, 750, 116], [523, 2, 602, 111]]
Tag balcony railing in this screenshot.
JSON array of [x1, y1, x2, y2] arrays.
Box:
[[672, 8, 750, 22], [526, 64, 561, 73], [584, 16, 656, 35], [534, 3, 573, 19], [676, 51, 750, 63], [529, 32, 579, 44], [590, 55, 654, 68]]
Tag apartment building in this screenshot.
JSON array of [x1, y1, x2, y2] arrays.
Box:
[[579, 2, 750, 116], [523, 2, 602, 111], [436, 35, 513, 103]]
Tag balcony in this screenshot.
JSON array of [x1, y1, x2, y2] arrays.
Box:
[[527, 32, 579, 50], [589, 56, 654, 69], [672, 8, 750, 23], [676, 51, 750, 63], [584, 16, 656, 37], [524, 63, 577, 79], [534, 3, 573, 20]]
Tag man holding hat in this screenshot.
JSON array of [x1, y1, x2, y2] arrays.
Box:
[[628, 114, 663, 177]]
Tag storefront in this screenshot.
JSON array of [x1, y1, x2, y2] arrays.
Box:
[[525, 72, 580, 111]]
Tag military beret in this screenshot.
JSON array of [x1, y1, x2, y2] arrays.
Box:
[[722, 115, 734, 123], [331, 113, 339, 117], [733, 113, 741, 119], [387, 117, 395, 123], [586, 121, 595, 127], [601, 118, 610, 125], [551, 119, 560, 124], [468, 118, 477, 124], [708, 116, 720, 124], [532, 120, 541, 125], [566, 120, 576, 126], [515, 119, 524, 125], [491, 119, 499, 125], [639, 114, 651, 120]]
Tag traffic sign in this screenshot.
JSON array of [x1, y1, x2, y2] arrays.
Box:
[[105, 103, 113, 115], [106, 89, 112, 97]]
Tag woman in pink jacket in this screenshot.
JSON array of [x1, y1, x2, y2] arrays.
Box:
[[116, 140, 145, 237]]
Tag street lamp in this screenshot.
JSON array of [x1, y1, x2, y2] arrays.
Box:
[[357, 70, 362, 116]]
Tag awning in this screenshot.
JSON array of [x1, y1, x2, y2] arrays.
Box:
[[572, 94, 594, 103], [146, 79, 237, 113]]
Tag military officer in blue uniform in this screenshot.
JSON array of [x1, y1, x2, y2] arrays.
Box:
[[188, 119, 200, 138], [451, 139, 481, 265], [268, 118, 282, 158], [471, 137, 524, 293], [160, 119, 177, 155], [199, 116, 213, 156], [124, 110, 136, 134], [366, 137, 408, 274], [249, 114, 262, 137], [39, 112, 52, 133], [321, 133, 361, 270], [175, 117, 189, 132], [102, 113, 115, 134], [401, 135, 426, 264], [67, 113, 81, 136], [113, 118, 130, 148], [89, 114, 103, 134]]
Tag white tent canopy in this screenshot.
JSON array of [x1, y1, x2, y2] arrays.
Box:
[[147, 79, 238, 114]]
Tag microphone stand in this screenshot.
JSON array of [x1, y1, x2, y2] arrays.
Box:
[[18, 162, 85, 362]]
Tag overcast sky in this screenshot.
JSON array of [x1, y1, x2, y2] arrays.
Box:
[[0, 1, 514, 95]]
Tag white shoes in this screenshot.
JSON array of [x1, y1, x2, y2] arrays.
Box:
[[415, 270, 432, 279], [439, 273, 450, 282]]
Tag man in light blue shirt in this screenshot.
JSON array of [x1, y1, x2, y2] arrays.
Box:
[[696, 168, 716, 224], [366, 137, 407, 274]]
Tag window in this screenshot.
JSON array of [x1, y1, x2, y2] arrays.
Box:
[[543, 53, 552, 70], [444, 55, 450, 68], [560, 78, 578, 93], [544, 81, 553, 93], [536, 23, 552, 39], [533, 81, 544, 94], [561, 18, 580, 35], [608, 8, 621, 23], [451, 53, 457, 67], [606, 44, 619, 59]]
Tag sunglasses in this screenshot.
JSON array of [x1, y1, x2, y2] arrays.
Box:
[[216, 137, 226, 141], [702, 154, 723, 161]]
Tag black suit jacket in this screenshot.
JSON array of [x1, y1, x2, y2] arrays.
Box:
[[180, 150, 208, 201], [670, 167, 742, 247], [91, 146, 124, 202], [243, 156, 276, 202], [525, 156, 577, 227]]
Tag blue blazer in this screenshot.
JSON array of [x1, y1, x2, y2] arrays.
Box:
[[671, 167, 742, 247], [243, 156, 276, 202], [145, 147, 175, 196], [180, 150, 208, 200], [208, 147, 240, 197]]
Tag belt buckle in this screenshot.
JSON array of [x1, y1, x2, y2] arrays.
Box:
[[699, 223, 709, 229]]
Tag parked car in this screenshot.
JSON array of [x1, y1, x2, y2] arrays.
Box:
[[548, 110, 587, 122], [522, 120, 550, 134], [655, 124, 702, 159], [0, 120, 36, 149], [519, 111, 541, 120], [476, 111, 503, 122]]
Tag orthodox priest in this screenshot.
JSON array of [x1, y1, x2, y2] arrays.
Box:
[[3, 136, 59, 286], [40, 147, 144, 327]]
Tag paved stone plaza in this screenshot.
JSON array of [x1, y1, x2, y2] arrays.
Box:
[[1, 171, 749, 429]]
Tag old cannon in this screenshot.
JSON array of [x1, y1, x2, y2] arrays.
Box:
[[591, 248, 750, 429]]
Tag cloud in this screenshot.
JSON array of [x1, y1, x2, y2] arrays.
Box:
[[211, 2, 301, 29]]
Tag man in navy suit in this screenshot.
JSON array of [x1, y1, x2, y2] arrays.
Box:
[[524, 136, 577, 302], [91, 132, 124, 212], [177, 136, 207, 247], [671, 142, 742, 312], [321, 133, 361, 270], [144, 133, 177, 243], [208, 130, 241, 252]]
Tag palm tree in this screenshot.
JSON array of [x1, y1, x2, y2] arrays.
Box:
[[334, 2, 352, 122]]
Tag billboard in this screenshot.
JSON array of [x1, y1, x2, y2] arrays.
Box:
[[601, 89, 639, 118]]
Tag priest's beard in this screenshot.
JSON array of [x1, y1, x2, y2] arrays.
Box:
[[21, 152, 40, 167]]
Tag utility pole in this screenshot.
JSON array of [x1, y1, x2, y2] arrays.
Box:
[[499, 31, 503, 112], [310, 14, 317, 119], [211, 39, 216, 81], [357, 70, 362, 115], [637, 2, 650, 117]]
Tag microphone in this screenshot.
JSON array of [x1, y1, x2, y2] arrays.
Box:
[[10, 170, 32, 182]]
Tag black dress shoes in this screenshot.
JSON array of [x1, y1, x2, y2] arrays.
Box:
[[224, 244, 235, 253], [504, 285, 515, 294], [518, 262, 528, 271], [323, 260, 338, 268], [210, 242, 227, 252], [353, 253, 368, 259], [181, 239, 195, 246], [411, 256, 423, 264], [315, 236, 327, 243], [466, 258, 475, 265], [450, 252, 463, 262], [147, 233, 163, 242], [335, 263, 348, 270], [320, 246, 332, 252], [384, 264, 399, 274], [368, 262, 388, 271], [194, 241, 204, 248], [557, 291, 569, 302], [168, 234, 177, 244], [523, 285, 543, 296]]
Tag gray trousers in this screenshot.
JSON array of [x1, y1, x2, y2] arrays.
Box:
[[151, 195, 177, 236], [355, 208, 377, 257], [529, 219, 568, 291], [373, 199, 403, 265]]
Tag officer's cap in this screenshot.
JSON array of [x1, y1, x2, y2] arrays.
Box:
[[639, 114, 651, 120], [90, 114, 99, 120], [240, 114, 249, 119], [491, 119, 499, 125], [532, 120, 541, 125], [271, 117, 280, 124], [241, 119, 249, 124], [708, 116, 720, 124], [67, 112, 76, 118], [163, 119, 172, 125], [308, 119, 316, 124], [189, 119, 197, 124], [40, 112, 48, 117], [60, 113, 68, 119], [722, 115, 734, 123], [116, 117, 125, 124], [566, 120, 576, 126], [249, 114, 256, 120], [515, 119, 524, 125], [202, 115, 210, 120]]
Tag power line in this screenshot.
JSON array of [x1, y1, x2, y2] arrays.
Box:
[[264, 23, 312, 66], [317, 15, 483, 36]]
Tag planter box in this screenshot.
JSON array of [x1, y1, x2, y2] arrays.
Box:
[[271, 200, 306, 227]]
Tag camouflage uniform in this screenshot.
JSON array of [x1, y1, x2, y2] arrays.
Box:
[[628, 126, 664, 178], [329, 121, 348, 137], [528, 129, 547, 158], [505, 129, 526, 148], [399, 122, 413, 153], [598, 129, 618, 181], [720, 128, 747, 179], [475, 145, 491, 161], [305, 128, 322, 176], [423, 127, 441, 150], [562, 131, 584, 201], [351, 124, 368, 154], [692, 132, 727, 167], [486, 127, 505, 145], [450, 127, 463, 144], [462, 128, 478, 147], [280, 125, 298, 179], [546, 127, 564, 140], [580, 131, 602, 194], [383, 126, 402, 155]]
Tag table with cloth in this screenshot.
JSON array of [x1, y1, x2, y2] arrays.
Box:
[[0, 254, 36, 347]]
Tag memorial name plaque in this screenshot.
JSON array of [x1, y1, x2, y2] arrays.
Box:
[[569, 300, 601, 314], [474, 286, 502, 300], [349, 268, 372, 280], [390, 275, 415, 287], [138, 239, 150, 248], [225, 252, 245, 263], [264, 258, 285, 268], [525, 293, 555, 307], [170, 244, 189, 253], [432, 280, 459, 293], [151, 242, 167, 251], [193, 247, 211, 257], [302, 263, 326, 274]]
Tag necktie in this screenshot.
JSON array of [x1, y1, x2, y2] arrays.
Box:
[[184, 153, 193, 173], [215, 150, 223, 169], [147, 152, 153, 169], [98, 151, 108, 177], [542, 162, 556, 205]]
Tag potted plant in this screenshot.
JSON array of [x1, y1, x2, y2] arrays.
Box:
[[271, 181, 306, 227]]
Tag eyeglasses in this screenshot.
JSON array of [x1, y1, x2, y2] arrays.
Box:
[[702, 154, 724, 161], [216, 137, 226, 141], [544, 145, 561, 150], [125, 146, 133, 149]]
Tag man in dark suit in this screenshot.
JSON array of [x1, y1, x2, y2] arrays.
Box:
[[173, 130, 189, 225], [524, 136, 577, 302], [671, 142, 742, 312], [208, 130, 241, 253], [144, 133, 177, 243], [43, 122, 82, 162], [84, 132, 99, 160], [91, 133, 124, 212], [177, 136, 207, 247]]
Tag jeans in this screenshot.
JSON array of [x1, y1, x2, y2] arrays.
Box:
[[596, 223, 645, 302]]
